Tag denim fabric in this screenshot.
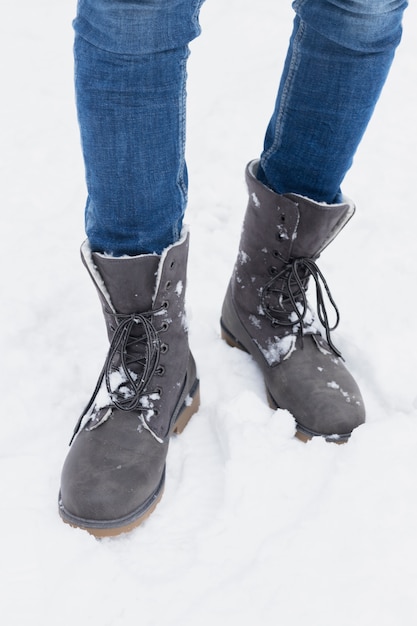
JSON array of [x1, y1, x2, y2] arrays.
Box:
[[74, 0, 407, 254], [74, 0, 204, 255], [74, 0, 204, 54], [258, 0, 408, 203]]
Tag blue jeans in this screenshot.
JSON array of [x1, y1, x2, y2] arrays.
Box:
[[74, 0, 407, 255]]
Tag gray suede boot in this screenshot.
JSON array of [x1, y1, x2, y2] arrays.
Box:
[[59, 229, 200, 536], [221, 161, 365, 442]]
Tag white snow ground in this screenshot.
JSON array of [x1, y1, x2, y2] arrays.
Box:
[[1, 2, 417, 625]]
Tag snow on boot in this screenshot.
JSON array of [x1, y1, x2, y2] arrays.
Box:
[[59, 229, 200, 536], [221, 161, 365, 442]]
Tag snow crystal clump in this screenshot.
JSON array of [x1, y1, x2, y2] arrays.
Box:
[[327, 381, 339, 389], [251, 192, 260, 208], [249, 314, 261, 329], [255, 334, 296, 365], [327, 381, 352, 402], [239, 250, 249, 265]]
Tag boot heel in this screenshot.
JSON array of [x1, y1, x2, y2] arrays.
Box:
[[173, 381, 201, 434], [220, 322, 248, 353], [221, 326, 238, 348]]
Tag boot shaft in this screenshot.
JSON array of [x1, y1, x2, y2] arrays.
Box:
[[78, 230, 192, 440], [229, 161, 355, 365], [236, 160, 354, 285]]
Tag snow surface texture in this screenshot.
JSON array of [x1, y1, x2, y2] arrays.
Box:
[[1, 2, 417, 625]]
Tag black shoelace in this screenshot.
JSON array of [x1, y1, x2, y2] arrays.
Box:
[[260, 257, 342, 358], [70, 308, 163, 444]]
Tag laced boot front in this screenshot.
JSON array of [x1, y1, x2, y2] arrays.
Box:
[[221, 161, 365, 441], [59, 230, 200, 536]]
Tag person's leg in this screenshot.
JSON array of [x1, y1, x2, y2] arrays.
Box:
[[258, 0, 408, 203], [222, 0, 408, 441], [59, 0, 204, 536], [74, 0, 205, 255]]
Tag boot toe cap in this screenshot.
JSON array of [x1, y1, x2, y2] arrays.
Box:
[[59, 417, 167, 531], [266, 337, 366, 439]]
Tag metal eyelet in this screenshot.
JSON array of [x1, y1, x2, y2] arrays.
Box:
[[156, 365, 165, 376], [160, 343, 169, 354], [160, 321, 169, 332]]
